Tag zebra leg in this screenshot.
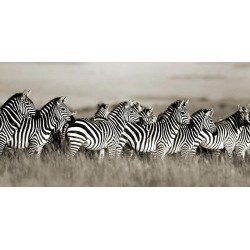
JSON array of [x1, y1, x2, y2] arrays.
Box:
[[67, 141, 82, 159], [235, 146, 246, 164], [98, 149, 105, 163], [154, 143, 166, 160], [108, 145, 117, 159], [0, 137, 7, 156], [116, 136, 128, 157]]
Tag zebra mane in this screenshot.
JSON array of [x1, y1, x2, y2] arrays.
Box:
[[108, 102, 126, 114], [163, 100, 182, 114], [40, 97, 61, 110], [0, 93, 23, 110], [191, 109, 209, 118]]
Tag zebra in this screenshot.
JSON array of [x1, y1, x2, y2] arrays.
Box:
[[234, 126, 250, 161], [0, 90, 36, 156], [234, 108, 250, 161], [92, 103, 109, 121], [116, 100, 191, 160], [66, 100, 143, 159], [50, 102, 110, 149], [7, 96, 73, 157], [189, 105, 250, 159], [137, 107, 157, 126], [165, 108, 217, 157]]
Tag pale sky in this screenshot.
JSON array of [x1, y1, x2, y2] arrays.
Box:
[[0, 62, 249, 108]]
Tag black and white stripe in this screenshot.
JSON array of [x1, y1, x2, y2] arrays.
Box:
[[189, 105, 250, 158], [165, 109, 217, 157], [7, 96, 73, 156], [67, 101, 142, 158], [116, 100, 191, 159], [0, 90, 36, 155]]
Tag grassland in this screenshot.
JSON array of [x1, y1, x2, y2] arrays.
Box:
[[1, 98, 250, 187]]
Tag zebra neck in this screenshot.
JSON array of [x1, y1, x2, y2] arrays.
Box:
[[39, 110, 58, 132], [1, 105, 23, 127], [162, 111, 181, 132], [190, 117, 204, 135], [227, 115, 242, 132]]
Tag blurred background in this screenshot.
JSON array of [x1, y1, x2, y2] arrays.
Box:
[[0, 62, 249, 120]]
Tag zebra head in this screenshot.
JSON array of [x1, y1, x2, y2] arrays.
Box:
[[124, 100, 142, 123], [202, 108, 218, 135], [137, 106, 155, 125], [238, 105, 250, 126], [54, 96, 73, 123], [95, 103, 109, 118], [175, 100, 191, 125], [19, 90, 36, 118]]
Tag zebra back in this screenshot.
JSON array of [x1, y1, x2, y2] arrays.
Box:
[[67, 100, 142, 158]]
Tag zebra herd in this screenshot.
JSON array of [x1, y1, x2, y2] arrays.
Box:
[[1, 90, 250, 163]]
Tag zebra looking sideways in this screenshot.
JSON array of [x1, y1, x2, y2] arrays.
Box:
[[189, 105, 250, 158], [137, 107, 157, 126], [47, 103, 110, 151], [165, 109, 217, 157], [7, 96, 73, 157], [0, 90, 36, 156], [67, 101, 143, 158], [116, 100, 191, 159]]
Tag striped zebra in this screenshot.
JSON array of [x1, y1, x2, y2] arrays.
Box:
[[234, 108, 250, 161], [0, 90, 36, 156], [116, 100, 191, 159], [165, 109, 217, 157], [7, 96, 73, 157], [93, 103, 109, 121], [67, 101, 142, 158], [189, 105, 250, 158], [137, 107, 157, 126], [47, 103, 110, 151]]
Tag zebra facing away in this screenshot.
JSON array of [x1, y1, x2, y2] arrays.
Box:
[[165, 109, 217, 157], [67, 101, 143, 159], [116, 100, 191, 160], [0, 90, 36, 156], [189, 105, 250, 158], [7, 96, 73, 157]]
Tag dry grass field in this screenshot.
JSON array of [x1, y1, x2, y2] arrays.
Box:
[[1, 98, 250, 187]]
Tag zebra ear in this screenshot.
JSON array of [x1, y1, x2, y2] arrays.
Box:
[[179, 100, 185, 108], [72, 111, 77, 116], [205, 109, 212, 117], [238, 104, 243, 112], [136, 103, 143, 112], [22, 89, 28, 98], [210, 108, 214, 116], [26, 90, 31, 97], [149, 106, 153, 113], [57, 96, 64, 105], [62, 96, 67, 103], [185, 99, 189, 106], [105, 104, 109, 109]]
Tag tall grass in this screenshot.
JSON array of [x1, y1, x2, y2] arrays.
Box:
[[1, 98, 250, 187], [0, 149, 250, 186]]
